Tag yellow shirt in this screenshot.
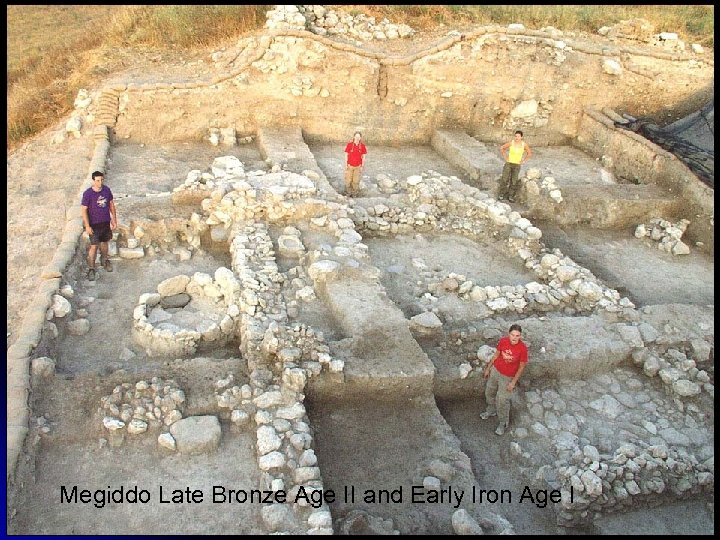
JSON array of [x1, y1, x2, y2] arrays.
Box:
[[508, 142, 525, 164]]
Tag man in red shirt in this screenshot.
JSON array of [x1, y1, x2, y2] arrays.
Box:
[[344, 131, 367, 196], [481, 324, 529, 435]]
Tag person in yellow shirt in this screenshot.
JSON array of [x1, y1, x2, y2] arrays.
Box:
[[498, 130, 532, 203]]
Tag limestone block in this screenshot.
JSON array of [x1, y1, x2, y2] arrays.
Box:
[[66, 116, 82, 134], [511, 99, 538, 119], [409, 312, 443, 335], [275, 402, 306, 420], [119, 247, 145, 259], [157, 275, 190, 296], [211, 156, 244, 178], [52, 294, 71, 318], [31, 357, 56, 378], [158, 433, 176, 450], [169, 416, 222, 454], [452, 509, 484, 535], [602, 58, 623, 75], [308, 260, 340, 281], [127, 419, 148, 434], [103, 417, 125, 430], [615, 324, 643, 348], [231, 410, 249, 426], [477, 345, 496, 363], [253, 391, 284, 408], [278, 234, 305, 257], [577, 281, 603, 302], [672, 379, 700, 397], [257, 425, 282, 455], [258, 451, 286, 470]]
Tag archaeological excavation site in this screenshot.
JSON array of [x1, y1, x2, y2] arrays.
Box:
[[6, 6, 715, 535]]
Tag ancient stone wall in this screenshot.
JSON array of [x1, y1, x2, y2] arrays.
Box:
[[576, 109, 714, 254], [109, 27, 713, 146]]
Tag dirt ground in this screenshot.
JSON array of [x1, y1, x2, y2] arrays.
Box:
[[306, 394, 476, 535], [11, 367, 262, 535], [539, 222, 715, 307], [106, 141, 268, 195], [309, 142, 467, 195], [6, 128, 94, 343]]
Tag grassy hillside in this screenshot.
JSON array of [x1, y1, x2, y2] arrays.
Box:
[[7, 5, 714, 151]]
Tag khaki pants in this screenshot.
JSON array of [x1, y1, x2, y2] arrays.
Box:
[[345, 165, 362, 194], [484, 368, 514, 428], [498, 162, 521, 201]]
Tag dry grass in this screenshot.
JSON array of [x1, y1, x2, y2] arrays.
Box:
[[7, 5, 268, 151], [7, 5, 713, 151], [342, 4, 714, 46], [103, 5, 269, 48]]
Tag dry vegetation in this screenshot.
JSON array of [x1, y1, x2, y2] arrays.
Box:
[[7, 5, 269, 150], [351, 4, 714, 44], [6, 4, 714, 152]]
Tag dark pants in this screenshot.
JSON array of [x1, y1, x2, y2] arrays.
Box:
[[498, 162, 521, 201], [89, 221, 112, 244]]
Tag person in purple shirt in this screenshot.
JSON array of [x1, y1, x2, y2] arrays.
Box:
[[81, 171, 117, 281]]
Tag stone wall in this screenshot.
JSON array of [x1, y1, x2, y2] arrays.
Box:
[[576, 109, 714, 254]]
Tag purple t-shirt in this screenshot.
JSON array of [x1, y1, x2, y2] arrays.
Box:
[[81, 185, 114, 225]]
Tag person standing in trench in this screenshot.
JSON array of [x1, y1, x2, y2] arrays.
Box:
[[481, 324, 529, 435], [81, 170, 117, 281], [344, 131, 367, 196], [498, 130, 532, 202]]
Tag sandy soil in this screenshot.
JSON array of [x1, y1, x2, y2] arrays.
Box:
[[12, 374, 262, 535], [366, 232, 537, 321]]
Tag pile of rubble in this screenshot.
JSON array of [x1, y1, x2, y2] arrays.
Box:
[[504, 357, 714, 526], [556, 441, 713, 525], [265, 5, 414, 41], [100, 378, 185, 439], [299, 5, 414, 40], [633, 345, 713, 399], [634, 218, 691, 255]]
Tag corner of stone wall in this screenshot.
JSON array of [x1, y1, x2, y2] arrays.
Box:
[[575, 108, 713, 253]]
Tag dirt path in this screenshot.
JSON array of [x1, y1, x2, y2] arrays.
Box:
[[6, 127, 93, 344]]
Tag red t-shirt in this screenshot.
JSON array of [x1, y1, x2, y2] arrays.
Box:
[[345, 141, 367, 167], [492, 336, 529, 377]]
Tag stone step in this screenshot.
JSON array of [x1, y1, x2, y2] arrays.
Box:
[[310, 277, 436, 399], [434, 314, 633, 400], [431, 129, 503, 190], [255, 126, 338, 197], [527, 183, 681, 228]]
